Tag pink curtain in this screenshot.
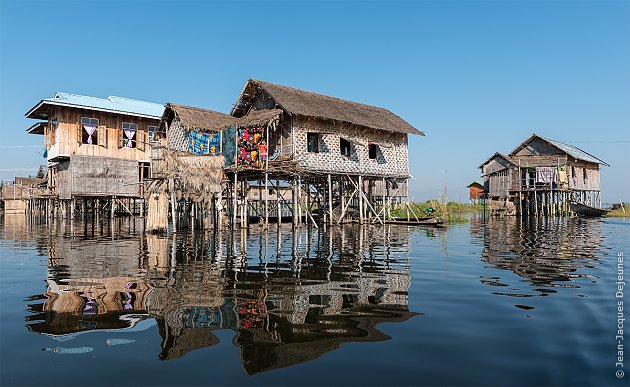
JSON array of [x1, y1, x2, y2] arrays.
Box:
[[83, 124, 97, 144], [124, 130, 135, 148]]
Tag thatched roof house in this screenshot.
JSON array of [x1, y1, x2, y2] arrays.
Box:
[[230, 79, 421, 178], [231, 79, 423, 136]]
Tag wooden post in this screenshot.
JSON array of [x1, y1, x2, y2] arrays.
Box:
[[328, 174, 333, 226], [264, 172, 269, 228], [358, 175, 364, 223], [276, 178, 281, 226], [233, 172, 238, 228], [297, 176, 302, 224], [168, 179, 176, 233]]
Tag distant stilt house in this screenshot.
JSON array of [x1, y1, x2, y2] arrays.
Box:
[[466, 181, 485, 204], [25, 92, 164, 219], [229, 79, 423, 226], [0, 176, 47, 214], [479, 134, 609, 216]]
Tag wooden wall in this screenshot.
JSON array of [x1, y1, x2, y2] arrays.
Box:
[[45, 106, 159, 161]]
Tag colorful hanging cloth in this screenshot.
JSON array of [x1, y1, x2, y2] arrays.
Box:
[[83, 124, 97, 145], [188, 130, 210, 154], [208, 133, 220, 155]]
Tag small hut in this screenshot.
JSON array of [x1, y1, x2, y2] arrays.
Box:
[[466, 181, 485, 204]]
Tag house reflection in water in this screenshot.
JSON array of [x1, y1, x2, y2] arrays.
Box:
[[26, 224, 416, 374], [471, 216, 604, 299]]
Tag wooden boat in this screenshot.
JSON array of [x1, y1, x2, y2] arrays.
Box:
[[570, 202, 609, 217], [385, 216, 444, 226]]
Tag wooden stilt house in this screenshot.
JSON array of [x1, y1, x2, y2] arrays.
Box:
[[25, 92, 164, 219], [479, 133, 609, 216], [228, 79, 423, 226]]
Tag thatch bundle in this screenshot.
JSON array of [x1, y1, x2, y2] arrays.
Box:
[[147, 148, 224, 203], [146, 191, 169, 233]]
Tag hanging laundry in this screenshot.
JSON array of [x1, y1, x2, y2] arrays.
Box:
[[557, 166, 569, 184], [188, 130, 210, 154], [536, 167, 556, 183], [208, 132, 220, 155], [83, 124, 97, 145], [237, 127, 265, 168]]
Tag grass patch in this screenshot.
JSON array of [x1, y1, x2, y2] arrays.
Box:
[[390, 200, 484, 223], [607, 208, 630, 217]]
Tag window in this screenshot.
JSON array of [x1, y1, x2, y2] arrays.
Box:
[[307, 133, 319, 153], [139, 162, 151, 182], [368, 142, 377, 159], [583, 168, 587, 181], [80, 117, 99, 145], [340, 138, 351, 157], [122, 122, 138, 148], [148, 125, 158, 142]]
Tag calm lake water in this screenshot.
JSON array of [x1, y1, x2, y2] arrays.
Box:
[[0, 214, 628, 386]]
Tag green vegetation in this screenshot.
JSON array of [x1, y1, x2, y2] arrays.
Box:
[[389, 200, 484, 223], [607, 204, 630, 218]]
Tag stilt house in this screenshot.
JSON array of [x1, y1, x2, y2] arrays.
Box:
[[228, 79, 423, 226], [479, 134, 609, 216], [25, 92, 164, 216]]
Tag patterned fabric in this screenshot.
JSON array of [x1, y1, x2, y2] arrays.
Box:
[[189, 131, 220, 155], [237, 127, 264, 168], [208, 132, 220, 155]]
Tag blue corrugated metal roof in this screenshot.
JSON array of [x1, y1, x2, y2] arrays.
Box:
[[542, 136, 609, 166], [40, 92, 164, 118]]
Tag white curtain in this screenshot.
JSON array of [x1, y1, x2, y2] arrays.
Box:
[[83, 124, 97, 144]]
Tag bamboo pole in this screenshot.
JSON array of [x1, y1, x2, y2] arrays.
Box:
[[328, 174, 333, 226], [358, 175, 364, 223]]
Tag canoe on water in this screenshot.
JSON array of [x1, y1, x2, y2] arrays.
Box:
[[385, 217, 444, 226], [569, 202, 609, 217]]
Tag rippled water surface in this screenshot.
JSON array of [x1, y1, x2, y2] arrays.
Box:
[[0, 214, 628, 386]]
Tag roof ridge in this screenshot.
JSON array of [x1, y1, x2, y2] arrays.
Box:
[[253, 79, 392, 113], [109, 95, 163, 105]]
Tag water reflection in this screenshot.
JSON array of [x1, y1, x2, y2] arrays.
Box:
[[471, 216, 605, 301], [25, 222, 416, 374]]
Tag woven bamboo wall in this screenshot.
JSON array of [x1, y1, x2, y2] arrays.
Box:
[[56, 155, 140, 199], [292, 116, 409, 177]]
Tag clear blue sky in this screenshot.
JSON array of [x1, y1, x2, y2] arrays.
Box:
[[1, 0, 628, 202]]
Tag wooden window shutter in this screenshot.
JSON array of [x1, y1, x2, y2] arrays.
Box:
[[117, 128, 123, 148], [98, 126, 107, 147], [137, 131, 145, 151], [44, 126, 50, 147], [77, 123, 83, 144]]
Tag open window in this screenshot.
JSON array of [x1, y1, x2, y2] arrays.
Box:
[[79, 117, 99, 145], [583, 168, 587, 182], [120, 122, 138, 148], [368, 142, 377, 159], [148, 125, 158, 143], [307, 133, 319, 153], [340, 138, 351, 157]]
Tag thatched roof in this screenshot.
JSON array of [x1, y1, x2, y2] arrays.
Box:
[[232, 79, 423, 135], [162, 103, 282, 132]]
